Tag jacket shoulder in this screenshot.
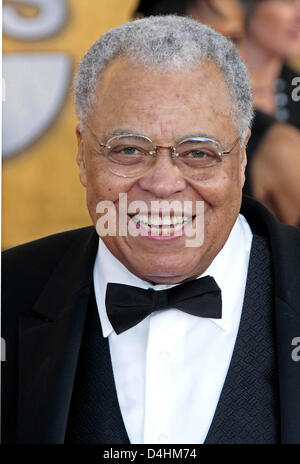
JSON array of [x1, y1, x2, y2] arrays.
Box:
[[3, 225, 94, 264], [2, 226, 95, 309], [241, 195, 300, 250], [241, 196, 300, 311]]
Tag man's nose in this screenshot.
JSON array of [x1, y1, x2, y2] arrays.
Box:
[[137, 148, 187, 198]]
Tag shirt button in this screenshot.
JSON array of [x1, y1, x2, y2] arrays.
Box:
[[159, 351, 170, 360], [158, 434, 168, 443]]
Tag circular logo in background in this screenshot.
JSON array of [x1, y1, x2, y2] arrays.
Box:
[[3, 0, 72, 159]]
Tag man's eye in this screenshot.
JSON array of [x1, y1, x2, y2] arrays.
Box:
[[122, 147, 138, 155], [112, 146, 140, 155], [186, 150, 212, 159]]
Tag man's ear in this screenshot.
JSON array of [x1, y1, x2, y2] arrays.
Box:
[[76, 124, 87, 187], [240, 128, 251, 187]]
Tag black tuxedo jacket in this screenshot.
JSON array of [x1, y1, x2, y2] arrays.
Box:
[[2, 196, 300, 444]]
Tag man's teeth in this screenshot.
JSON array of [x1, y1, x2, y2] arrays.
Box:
[[131, 214, 193, 229]]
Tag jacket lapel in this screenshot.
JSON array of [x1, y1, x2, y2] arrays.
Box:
[[275, 296, 300, 444], [17, 228, 98, 443], [241, 196, 300, 443]]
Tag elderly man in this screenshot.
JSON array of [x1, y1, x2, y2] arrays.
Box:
[[2, 16, 300, 445]]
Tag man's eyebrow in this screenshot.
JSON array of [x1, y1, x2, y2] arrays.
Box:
[[104, 129, 221, 143], [176, 132, 220, 143], [104, 128, 145, 139]]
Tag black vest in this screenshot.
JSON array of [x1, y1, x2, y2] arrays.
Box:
[[65, 230, 280, 444]]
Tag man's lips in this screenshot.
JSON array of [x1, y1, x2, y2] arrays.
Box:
[[129, 212, 195, 225], [127, 212, 197, 239]]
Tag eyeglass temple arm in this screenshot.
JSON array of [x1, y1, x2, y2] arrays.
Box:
[[83, 124, 109, 149], [222, 136, 241, 155]]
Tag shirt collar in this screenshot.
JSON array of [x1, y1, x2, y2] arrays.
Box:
[[93, 214, 252, 337]]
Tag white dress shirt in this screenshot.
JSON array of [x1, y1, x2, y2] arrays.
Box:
[[93, 214, 253, 444]]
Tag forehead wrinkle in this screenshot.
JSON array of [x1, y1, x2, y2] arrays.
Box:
[[154, 120, 224, 144]]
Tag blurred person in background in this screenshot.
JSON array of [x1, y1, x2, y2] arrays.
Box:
[[249, 122, 300, 224], [134, 0, 246, 43], [239, 0, 300, 127], [238, 0, 300, 224], [134, 0, 300, 225]]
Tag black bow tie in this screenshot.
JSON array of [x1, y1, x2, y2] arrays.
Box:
[[105, 276, 222, 335]]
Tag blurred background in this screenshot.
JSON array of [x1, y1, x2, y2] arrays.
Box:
[[2, 0, 300, 249], [2, 0, 137, 249]]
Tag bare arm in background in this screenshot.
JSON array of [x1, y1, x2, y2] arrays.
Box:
[[251, 123, 300, 226]]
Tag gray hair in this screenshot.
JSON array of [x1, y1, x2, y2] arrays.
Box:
[[74, 15, 253, 138]]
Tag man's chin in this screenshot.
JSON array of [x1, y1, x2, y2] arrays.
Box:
[[127, 262, 198, 284], [101, 237, 204, 283], [144, 275, 193, 285]]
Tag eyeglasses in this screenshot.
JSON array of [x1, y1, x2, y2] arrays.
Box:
[[85, 125, 240, 178]]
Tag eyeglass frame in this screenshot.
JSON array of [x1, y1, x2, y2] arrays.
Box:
[[83, 124, 241, 175]]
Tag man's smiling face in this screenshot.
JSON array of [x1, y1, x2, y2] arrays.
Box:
[[76, 57, 249, 284]]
